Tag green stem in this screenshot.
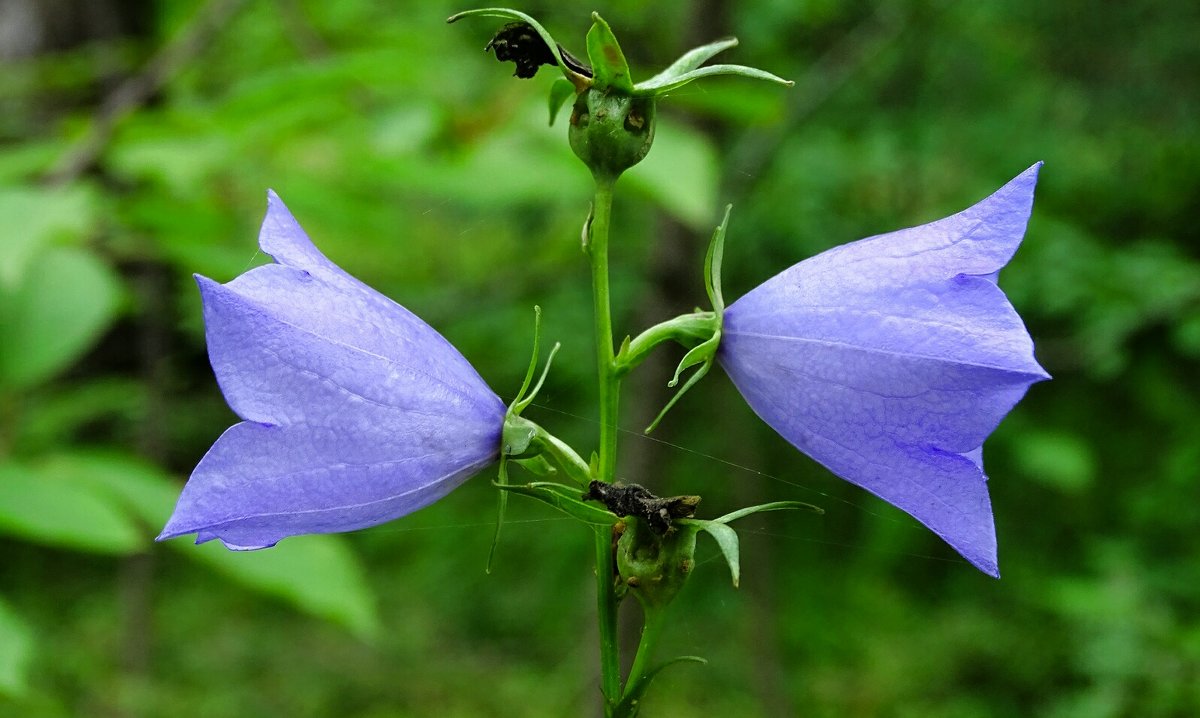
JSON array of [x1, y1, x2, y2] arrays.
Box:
[[615, 311, 717, 376], [531, 430, 592, 487], [591, 179, 619, 481], [588, 176, 622, 710], [622, 605, 669, 702]]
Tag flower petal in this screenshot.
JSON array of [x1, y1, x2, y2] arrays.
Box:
[[160, 193, 504, 548], [720, 165, 1048, 576], [196, 275, 500, 427], [245, 192, 489, 394], [159, 420, 496, 549]]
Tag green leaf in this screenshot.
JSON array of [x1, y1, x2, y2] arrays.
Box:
[[678, 518, 740, 587], [0, 184, 96, 289], [35, 451, 181, 529], [548, 78, 576, 126], [0, 596, 33, 699], [640, 37, 738, 88], [108, 134, 231, 193], [635, 64, 793, 95], [0, 246, 122, 391], [32, 452, 379, 637], [585, 13, 634, 94], [184, 535, 379, 638], [615, 655, 707, 716], [713, 500, 824, 524], [0, 140, 59, 184], [0, 461, 145, 555], [43, 452, 380, 637], [497, 481, 618, 526], [12, 378, 145, 454]]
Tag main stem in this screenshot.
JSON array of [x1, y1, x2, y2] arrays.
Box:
[[589, 176, 622, 711]]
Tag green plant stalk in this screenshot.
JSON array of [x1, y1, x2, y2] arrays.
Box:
[[623, 605, 669, 701], [616, 311, 716, 376], [531, 429, 593, 486], [588, 175, 622, 710]]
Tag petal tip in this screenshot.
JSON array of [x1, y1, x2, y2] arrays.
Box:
[[155, 520, 187, 543], [257, 189, 325, 270], [264, 190, 290, 221], [193, 273, 220, 291], [1013, 161, 1043, 191]]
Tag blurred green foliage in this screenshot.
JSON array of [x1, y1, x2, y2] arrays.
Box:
[[0, 0, 1197, 715]]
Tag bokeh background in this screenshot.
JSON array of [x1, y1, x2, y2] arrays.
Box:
[[2, 0, 1198, 716]]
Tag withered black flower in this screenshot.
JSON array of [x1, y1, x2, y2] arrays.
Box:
[[485, 21, 591, 79]]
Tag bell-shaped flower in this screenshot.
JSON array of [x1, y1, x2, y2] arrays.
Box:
[[158, 193, 505, 550], [718, 164, 1050, 577]]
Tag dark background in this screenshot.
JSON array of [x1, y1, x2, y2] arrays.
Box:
[[1, 0, 1197, 715]]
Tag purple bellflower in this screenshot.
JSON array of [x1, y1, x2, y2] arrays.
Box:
[[158, 193, 505, 550], [719, 164, 1049, 577]]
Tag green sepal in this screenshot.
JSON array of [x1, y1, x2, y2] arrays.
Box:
[[713, 500, 824, 524], [642, 206, 738, 433], [636, 63, 793, 96], [704, 205, 732, 313], [585, 13, 634, 94], [644, 332, 719, 434], [640, 37, 738, 89], [493, 305, 564, 570], [497, 481, 619, 526], [667, 502, 822, 586], [667, 334, 716, 389], [676, 518, 740, 587], [513, 305, 544, 402], [615, 655, 708, 717], [487, 456, 511, 573], [448, 8, 591, 89], [510, 305, 560, 416], [548, 78, 576, 126]]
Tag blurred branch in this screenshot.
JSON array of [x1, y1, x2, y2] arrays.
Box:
[[726, 1, 909, 199], [45, 0, 249, 186]]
